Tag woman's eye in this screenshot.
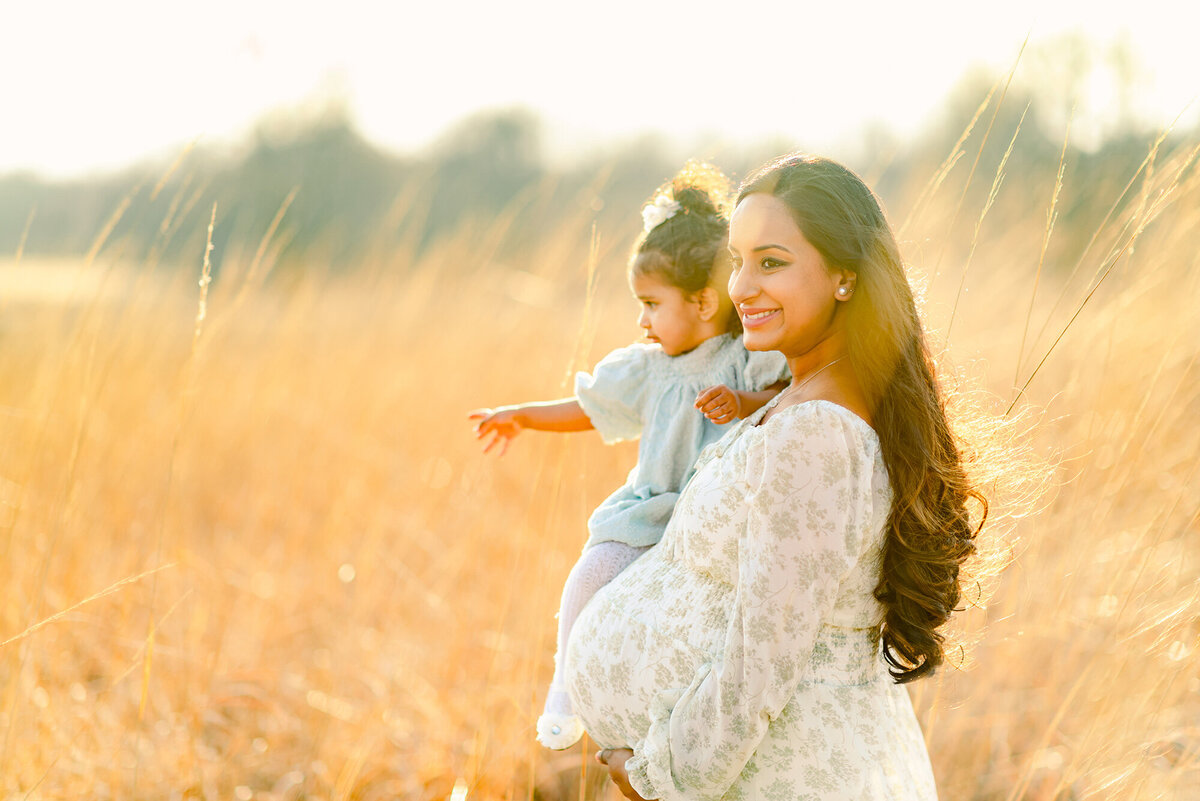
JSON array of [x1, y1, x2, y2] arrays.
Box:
[[761, 257, 784, 270]]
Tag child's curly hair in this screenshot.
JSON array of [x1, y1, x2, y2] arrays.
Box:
[[631, 162, 738, 332]]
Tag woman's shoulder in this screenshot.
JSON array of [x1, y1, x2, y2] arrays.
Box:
[[739, 401, 885, 505], [760, 396, 872, 431], [752, 399, 880, 457]]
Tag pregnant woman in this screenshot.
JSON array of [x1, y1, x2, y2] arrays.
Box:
[[565, 154, 984, 800]]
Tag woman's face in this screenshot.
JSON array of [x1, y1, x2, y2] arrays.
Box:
[[728, 193, 850, 356]]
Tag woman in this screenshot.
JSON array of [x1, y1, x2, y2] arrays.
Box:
[[564, 155, 983, 800]]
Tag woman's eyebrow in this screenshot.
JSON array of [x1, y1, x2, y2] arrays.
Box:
[[752, 243, 793, 254]]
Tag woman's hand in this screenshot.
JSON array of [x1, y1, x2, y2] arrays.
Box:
[[694, 385, 741, 424], [596, 748, 650, 801], [467, 407, 524, 456]]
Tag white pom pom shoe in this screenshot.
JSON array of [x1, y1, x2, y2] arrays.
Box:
[[536, 713, 584, 750]]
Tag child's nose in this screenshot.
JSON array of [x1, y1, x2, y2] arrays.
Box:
[[638, 310, 651, 328]]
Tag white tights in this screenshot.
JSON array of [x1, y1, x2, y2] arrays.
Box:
[[543, 541, 650, 716]]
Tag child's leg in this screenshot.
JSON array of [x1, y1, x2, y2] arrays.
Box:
[[539, 541, 649, 746]]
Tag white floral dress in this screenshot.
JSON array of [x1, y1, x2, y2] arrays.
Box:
[[565, 398, 938, 800]]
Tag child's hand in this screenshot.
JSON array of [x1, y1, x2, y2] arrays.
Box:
[[468, 407, 524, 456], [694, 385, 741, 425]]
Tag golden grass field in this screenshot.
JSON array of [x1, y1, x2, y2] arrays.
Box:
[[1, 115, 1198, 800]]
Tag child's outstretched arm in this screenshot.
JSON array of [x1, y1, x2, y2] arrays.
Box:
[[468, 398, 594, 456], [694, 381, 788, 424]]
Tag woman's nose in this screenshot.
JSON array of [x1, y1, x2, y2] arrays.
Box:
[[728, 268, 754, 305]]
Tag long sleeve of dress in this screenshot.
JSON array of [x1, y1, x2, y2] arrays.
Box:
[[624, 405, 877, 801]]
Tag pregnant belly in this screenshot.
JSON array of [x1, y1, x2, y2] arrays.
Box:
[[563, 547, 731, 749]]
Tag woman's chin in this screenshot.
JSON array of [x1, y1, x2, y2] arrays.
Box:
[[741, 333, 779, 352]]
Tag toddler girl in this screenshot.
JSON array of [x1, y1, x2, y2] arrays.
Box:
[[469, 163, 788, 750]]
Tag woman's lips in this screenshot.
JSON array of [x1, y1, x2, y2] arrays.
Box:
[[740, 309, 780, 328]]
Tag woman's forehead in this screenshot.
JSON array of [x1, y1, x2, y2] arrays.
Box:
[[730, 194, 802, 244]]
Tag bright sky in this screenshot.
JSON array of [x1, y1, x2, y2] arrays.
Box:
[[3, 1, 1196, 178]]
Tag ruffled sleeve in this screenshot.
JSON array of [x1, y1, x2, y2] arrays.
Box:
[[623, 404, 876, 801], [742, 348, 790, 391], [574, 344, 651, 445]]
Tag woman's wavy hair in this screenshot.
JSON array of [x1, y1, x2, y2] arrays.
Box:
[[632, 161, 741, 335], [738, 154, 987, 683]]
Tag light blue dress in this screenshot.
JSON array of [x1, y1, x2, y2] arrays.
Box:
[[573, 333, 789, 550]]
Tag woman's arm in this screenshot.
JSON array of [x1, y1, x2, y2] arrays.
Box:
[[468, 399, 594, 455], [624, 407, 873, 801]]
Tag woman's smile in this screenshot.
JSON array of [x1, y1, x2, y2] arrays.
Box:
[[739, 307, 780, 328]]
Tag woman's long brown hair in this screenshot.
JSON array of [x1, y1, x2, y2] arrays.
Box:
[[738, 154, 987, 683]]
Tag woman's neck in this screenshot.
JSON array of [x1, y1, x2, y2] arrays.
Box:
[[776, 331, 872, 425], [784, 333, 848, 389]]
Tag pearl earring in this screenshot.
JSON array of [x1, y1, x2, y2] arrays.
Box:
[[837, 286, 850, 297]]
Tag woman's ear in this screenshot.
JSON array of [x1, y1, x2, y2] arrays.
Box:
[[695, 287, 720, 321], [834, 271, 857, 301]]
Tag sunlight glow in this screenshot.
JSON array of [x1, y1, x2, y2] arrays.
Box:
[[2, 0, 1197, 176]]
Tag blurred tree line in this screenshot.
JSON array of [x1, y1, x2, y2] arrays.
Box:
[[1, 49, 1194, 276]]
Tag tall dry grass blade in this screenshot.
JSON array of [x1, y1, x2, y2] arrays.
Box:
[[193, 205, 217, 342], [333, 736, 375, 801], [13, 205, 35, 265], [1003, 661, 1096, 801], [945, 104, 1029, 338], [1110, 459, 1199, 628], [564, 224, 602, 390], [0, 564, 175, 649], [899, 85, 996, 239], [246, 187, 298, 289], [1015, 109, 1073, 387], [137, 203, 219, 785], [1028, 122, 1182, 353], [141, 172, 203, 275], [1006, 149, 1196, 414], [83, 183, 142, 269], [206, 187, 299, 341], [1094, 334, 1197, 506], [23, 754, 57, 799], [149, 140, 195, 202], [480, 174, 562, 268], [931, 35, 1027, 284], [0, 205, 36, 315]]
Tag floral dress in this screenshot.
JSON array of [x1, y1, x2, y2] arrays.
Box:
[[565, 398, 939, 800]]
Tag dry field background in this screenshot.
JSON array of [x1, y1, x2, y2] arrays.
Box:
[[1, 116, 1198, 800]]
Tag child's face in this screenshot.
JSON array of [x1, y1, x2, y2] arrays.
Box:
[[630, 273, 709, 356]]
